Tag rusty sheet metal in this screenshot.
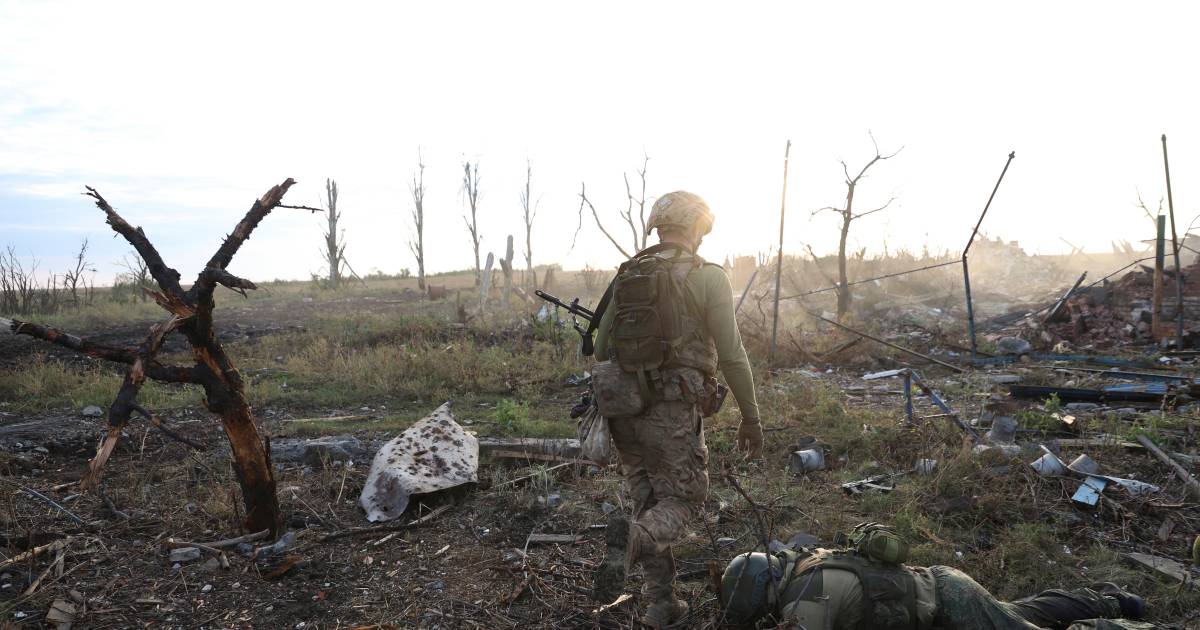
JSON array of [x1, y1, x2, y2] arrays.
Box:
[[360, 403, 478, 522]]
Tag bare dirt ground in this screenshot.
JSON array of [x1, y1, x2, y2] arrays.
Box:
[[2, 276, 1199, 629]]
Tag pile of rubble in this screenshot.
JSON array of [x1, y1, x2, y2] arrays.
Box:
[[997, 260, 1200, 351]]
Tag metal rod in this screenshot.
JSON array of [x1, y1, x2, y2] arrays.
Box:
[[781, 259, 961, 301], [903, 372, 914, 424], [806, 310, 966, 372], [908, 370, 981, 442], [963, 258, 978, 357], [734, 267, 760, 315], [963, 151, 1016, 357], [1153, 214, 1165, 334], [769, 139, 791, 366], [1161, 134, 1185, 349]]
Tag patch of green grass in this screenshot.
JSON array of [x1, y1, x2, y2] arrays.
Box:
[[0, 353, 199, 413]]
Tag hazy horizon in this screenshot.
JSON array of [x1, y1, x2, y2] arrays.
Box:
[[4, 1, 1199, 286]]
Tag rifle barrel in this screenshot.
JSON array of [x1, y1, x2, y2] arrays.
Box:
[[535, 290, 595, 321]]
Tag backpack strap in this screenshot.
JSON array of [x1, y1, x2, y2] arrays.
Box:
[[585, 243, 694, 357], [583, 279, 615, 357]]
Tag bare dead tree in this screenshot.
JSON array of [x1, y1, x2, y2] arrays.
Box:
[[520, 159, 538, 288], [321, 178, 346, 289], [462, 160, 483, 287], [63, 238, 95, 307], [408, 151, 427, 291], [624, 153, 650, 252], [4, 181, 310, 537], [117, 251, 153, 302], [813, 133, 902, 319], [572, 153, 651, 258]]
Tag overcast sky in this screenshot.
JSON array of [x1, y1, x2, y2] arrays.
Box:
[[2, 1, 1198, 284]]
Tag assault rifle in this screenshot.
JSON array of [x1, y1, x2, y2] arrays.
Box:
[[535, 290, 598, 354]]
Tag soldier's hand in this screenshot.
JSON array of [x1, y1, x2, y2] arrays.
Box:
[[736, 417, 764, 460]]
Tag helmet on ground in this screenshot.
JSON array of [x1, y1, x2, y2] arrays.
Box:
[[646, 191, 714, 237], [720, 552, 781, 626]]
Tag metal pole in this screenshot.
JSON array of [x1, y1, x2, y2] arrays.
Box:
[[769, 139, 791, 365], [903, 372, 914, 424], [1153, 214, 1165, 334], [963, 151, 1016, 358], [1161, 134, 1185, 349]]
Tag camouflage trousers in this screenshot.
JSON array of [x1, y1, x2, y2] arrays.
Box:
[[932, 566, 1170, 630], [608, 396, 708, 602]]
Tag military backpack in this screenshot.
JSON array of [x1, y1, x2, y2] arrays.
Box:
[[588, 243, 717, 418]]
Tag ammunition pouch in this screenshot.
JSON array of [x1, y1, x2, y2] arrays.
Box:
[[591, 360, 647, 419]]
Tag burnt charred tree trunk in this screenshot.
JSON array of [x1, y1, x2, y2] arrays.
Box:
[[814, 133, 901, 320], [4, 180, 313, 537], [322, 178, 345, 289]]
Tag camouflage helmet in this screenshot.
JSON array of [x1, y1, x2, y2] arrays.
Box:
[[720, 552, 781, 626], [646, 191, 714, 237]]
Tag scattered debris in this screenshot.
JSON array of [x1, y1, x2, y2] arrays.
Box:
[[360, 403, 478, 522], [46, 599, 75, 630], [1124, 552, 1197, 589], [996, 337, 1032, 355], [788, 448, 825, 474], [168, 547, 202, 563]]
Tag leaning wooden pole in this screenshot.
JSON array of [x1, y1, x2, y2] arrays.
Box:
[[769, 139, 791, 366], [1161, 134, 1185, 349]]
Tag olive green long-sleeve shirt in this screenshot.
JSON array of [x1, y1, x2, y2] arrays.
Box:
[[592, 257, 760, 420]]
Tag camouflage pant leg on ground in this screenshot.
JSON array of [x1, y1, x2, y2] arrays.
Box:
[[931, 567, 1153, 630], [930, 566, 1049, 630], [1010, 587, 1121, 627], [608, 398, 708, 601], [1062, 621, 1176, 630]]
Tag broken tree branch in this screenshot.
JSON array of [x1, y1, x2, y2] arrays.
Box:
[[320, 504, 451, 542], [1136, 434, 1200, 500], [577, 183, 632, 259], [85, 186, 185, 298], [0, 478, 86, 526]]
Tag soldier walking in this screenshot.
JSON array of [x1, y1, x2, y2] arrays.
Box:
[[587, 191, 763, 627]]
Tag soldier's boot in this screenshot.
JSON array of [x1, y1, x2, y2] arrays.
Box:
[[641, 544, 684, 628], [593, 514, 630, 602], [1090, 582, 1147, 619], [642, 598, 688, 629]]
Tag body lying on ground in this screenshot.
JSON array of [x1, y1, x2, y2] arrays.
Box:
[[720, 524, 1171, 630]]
